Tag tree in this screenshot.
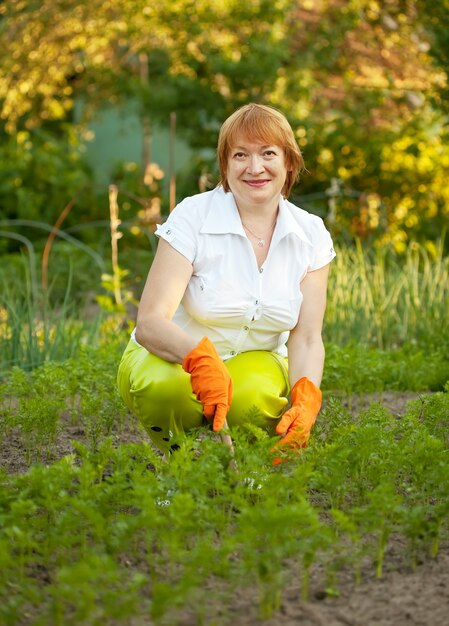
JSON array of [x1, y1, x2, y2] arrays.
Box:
[[274, 0, 449, 248], [416, 0, 449, 107], [1, 0, 448, 247], [0, 0, 291, 139]]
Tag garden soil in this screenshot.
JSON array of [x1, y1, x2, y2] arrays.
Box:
[[222, 545, 449, 626], [2, 391, 449, 626]]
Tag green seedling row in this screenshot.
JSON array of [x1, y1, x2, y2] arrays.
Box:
[[0, 341, 448, 625]]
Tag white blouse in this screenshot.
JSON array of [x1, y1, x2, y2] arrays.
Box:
[[136, 186, 336, 360]]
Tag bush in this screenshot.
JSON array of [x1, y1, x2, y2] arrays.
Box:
[[0, 125, 100, 252]]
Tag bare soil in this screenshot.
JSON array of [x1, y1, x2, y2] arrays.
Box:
[[2, 391, 448, 626], [223, 543, 449, 626]]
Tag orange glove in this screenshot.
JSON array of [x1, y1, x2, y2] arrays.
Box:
[[272, 377, 322, 465], [182, 337, 232, 432]]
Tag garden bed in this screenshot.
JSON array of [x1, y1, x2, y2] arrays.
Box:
[[2, 383, 448, 625]]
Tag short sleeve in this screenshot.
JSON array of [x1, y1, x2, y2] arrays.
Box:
[[308, 216, 336, 272], [155, 198, 197, 263]]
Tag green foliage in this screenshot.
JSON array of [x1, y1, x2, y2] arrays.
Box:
[[325, 239, 449, 351], [0, 341, 129, 464], [0, 0, 290, 135], [0, 127, 97, 243], [1, 0, 449, 247], [416, 0, 449, 106], [0, 375, 449, 624], [0, 259, 106, 373], [0, 0, 449, 251], [323, 343, 449, 394], [0, 260, 448, 621]]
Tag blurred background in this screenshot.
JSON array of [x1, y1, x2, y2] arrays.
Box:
[[0, 0, 448, 371]]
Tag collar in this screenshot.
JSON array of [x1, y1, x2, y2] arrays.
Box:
[[274, 196, 312, 246], [200, 186, 312, 246], [200, 187, 247, 236]]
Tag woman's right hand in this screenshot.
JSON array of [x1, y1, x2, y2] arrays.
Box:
[[182, 337, 233, 431]]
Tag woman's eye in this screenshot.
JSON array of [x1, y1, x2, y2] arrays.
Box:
[[233, 152, 246, 159], [264, 150, 276, 156]]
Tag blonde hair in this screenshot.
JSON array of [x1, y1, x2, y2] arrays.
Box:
[[217, 103, 304, 198]]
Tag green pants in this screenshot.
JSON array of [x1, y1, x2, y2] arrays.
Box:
[[117, 339, 289, 455]]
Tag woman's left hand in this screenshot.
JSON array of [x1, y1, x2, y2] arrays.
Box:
[[272, 376, 322, 465]]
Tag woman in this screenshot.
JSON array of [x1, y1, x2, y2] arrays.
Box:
[[117, 103, 336, 463]]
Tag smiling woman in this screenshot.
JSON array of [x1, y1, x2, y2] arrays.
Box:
[[117, 103, 336, 463], [217, 103, 304, 200]]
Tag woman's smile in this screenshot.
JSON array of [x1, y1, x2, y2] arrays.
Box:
[[244, 178, 271, 187]]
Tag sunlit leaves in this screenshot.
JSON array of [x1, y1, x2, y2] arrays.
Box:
[[0, 0, 290, 133], [1, 0, 448, 245]]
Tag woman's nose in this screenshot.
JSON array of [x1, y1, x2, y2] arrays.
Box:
[[247, 155, 264, 174]]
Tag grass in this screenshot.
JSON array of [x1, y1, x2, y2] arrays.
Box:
[[0, 289, 107, 377], [0, 250, 127, 374], [326, 239, 449, 352]]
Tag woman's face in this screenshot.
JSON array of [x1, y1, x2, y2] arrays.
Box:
[[226, 135, 288, 213]]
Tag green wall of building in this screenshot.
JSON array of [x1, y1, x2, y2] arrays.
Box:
[[81, 103, 193, 198]]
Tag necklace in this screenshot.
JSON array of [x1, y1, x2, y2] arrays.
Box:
[[242, 219, 277, 247]]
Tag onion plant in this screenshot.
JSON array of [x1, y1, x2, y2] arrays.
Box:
[[326, 238, 449, 351]]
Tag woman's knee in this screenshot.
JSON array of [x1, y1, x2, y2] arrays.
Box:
[[118, 342, 202, 433], [225, 351, 289, 427], [119, 342, 186, 402]]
